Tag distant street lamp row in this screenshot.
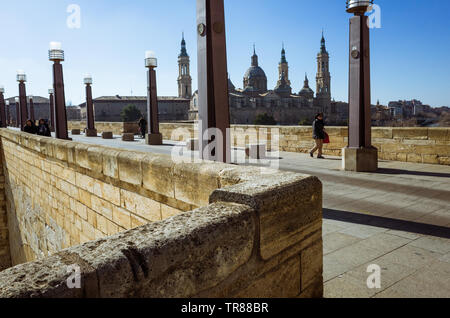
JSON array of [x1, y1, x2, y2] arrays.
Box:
[[0, 42, 161, 143]]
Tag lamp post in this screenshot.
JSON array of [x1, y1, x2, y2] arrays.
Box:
[[84, 74, 97, 137], [49, 41, 69, 140], [0, 86, 6, 128], [17, 70, 28, 130], [48, 87, 55, 132], [144, 51, 162, 145], [14, 97, 20, 128], [197, 0, 231, 163], [342, 0, 378, 172], [29, 95, 35, 123], [5, 100, 10, 126]]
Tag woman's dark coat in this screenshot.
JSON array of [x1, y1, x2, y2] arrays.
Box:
[[312, 119, 325, 140]]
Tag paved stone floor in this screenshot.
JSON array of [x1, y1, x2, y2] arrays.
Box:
[[69, 133, 450, 298]]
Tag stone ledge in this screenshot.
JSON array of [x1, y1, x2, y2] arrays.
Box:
[[0, 202, 255, 298], [209, 173, 322, 260]]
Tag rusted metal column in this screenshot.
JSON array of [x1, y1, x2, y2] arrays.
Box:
[[348, 14, 371, 148], [196, 0, 231, 162], [0, 88, 6, 128], [144, 51, 162, 145], [15, 98, 20, 128], [343, 0, 377, 172], [29, 96, 35, 123], [6, 101, 10, 126], [18, 82, 28, 131], [48, 88, 55, 132], [49, 42, 69, 140], [52, 62, 69, 139], [84, 75, 97, 137]]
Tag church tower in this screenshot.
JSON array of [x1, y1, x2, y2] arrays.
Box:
[[316, 32, 331, 111], [277, 44, 291, 87], [178, 33, 192, 99]]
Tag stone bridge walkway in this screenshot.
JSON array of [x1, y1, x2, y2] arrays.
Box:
[[69, 133, 450, 298]]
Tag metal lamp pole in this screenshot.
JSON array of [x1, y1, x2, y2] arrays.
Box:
[[48, 87, 55, 132], [14, 97, 20, 128], [84, 74, 97, 137], [0, 86, 6, 128], [144, 51, 162, 145], [342, 0, 378, 172], [5, 100, 10, 126], [17, 70, 28, 130], [49, 42, 69, 140], [196, 0, 231, 163], [29, 95, 35, 123]]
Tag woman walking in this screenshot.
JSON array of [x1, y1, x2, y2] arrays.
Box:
[[310, 113, 326, 159]]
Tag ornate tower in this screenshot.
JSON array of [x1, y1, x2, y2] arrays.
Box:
[[277, 44, 291, 86], [316, 32, 331, 111], [178, 33, 192, 99]]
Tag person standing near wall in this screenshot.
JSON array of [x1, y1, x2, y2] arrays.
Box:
[[310, 113, 326, 159], [23, 119, 37, 134], [138, 116, 147, 139]]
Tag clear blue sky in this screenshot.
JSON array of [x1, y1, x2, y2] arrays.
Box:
[[0, 0, 449, 107]]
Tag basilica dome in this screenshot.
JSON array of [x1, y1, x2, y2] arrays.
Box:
[[243, 47, 267, 95]]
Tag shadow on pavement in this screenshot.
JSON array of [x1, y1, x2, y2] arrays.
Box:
[[324, 208, 450, 239], [376, 168, 450, 179]]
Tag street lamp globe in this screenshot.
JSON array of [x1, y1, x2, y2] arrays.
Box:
[[84, 74, 93, 85], [145, 51, 158, 68], [0, 85, 4, 93], [15, 97, 19, 103], [48, 86, 54, 94], [16, 70, 27, 82], [346, 0, 373, 14], [29, 95, 33, 101], [49, 41, 65, 61], [5, 100, 9, 106]]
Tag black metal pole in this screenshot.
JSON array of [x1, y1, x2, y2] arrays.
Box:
[[49, 92, 55, 132], [53, 61, 69, 140], [18, 82, 28, 130], [0, 93, 6, 128], [85, 83, 97, 136], [29, 97, 35, 123], [197, 0, 231, 162]]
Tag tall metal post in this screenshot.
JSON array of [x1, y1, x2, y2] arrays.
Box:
[[0, 87, 6, 128], [145, 51, 162, 145], [49, 42, 69, 140], [84, 75, 97, 137], [6, 101, 10, 126], [15, 98, 20, 128], [48, 88, 55, 132], [196, 0, 231, 163], [29, 96, 35, 123], [342, 0, 378, 172], [17, 71, 28, 130]]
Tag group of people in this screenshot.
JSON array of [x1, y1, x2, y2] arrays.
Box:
[[23, 119, 52, 137]]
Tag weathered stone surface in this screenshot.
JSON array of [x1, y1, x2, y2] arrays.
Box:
[[210, 173, 322, 260], [118, 152, 146, 186], [122, 133, 135, 142], [142, 154, 175, 198], [0, 202, 255, 298], [301, 241, 323, 291]]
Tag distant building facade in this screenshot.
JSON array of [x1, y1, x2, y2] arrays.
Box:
[[77, 35, 191, 123], [189, 34, 339, 125], [4, 96, 80, 123], [78, 96, 190, 122]]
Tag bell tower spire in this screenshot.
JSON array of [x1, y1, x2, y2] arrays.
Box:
[[178, 33, 192, 98], [277, 43, 291, 86]]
